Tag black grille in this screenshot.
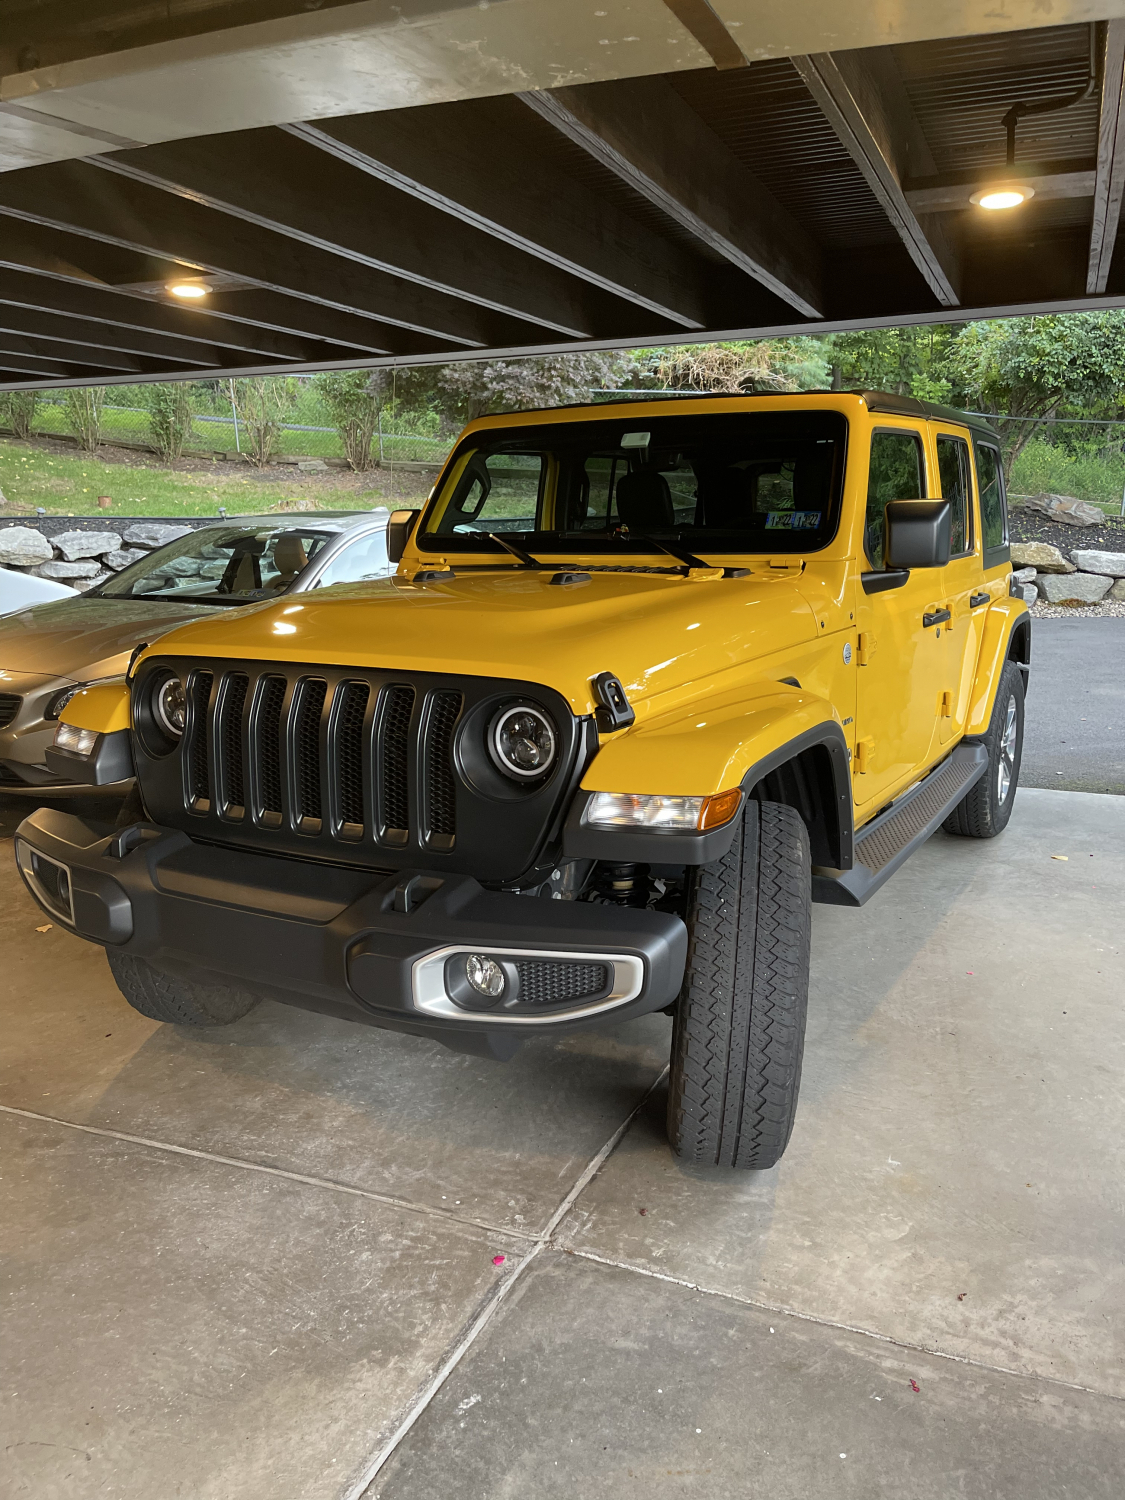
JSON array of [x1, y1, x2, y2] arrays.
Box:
[[294, 678, 327, 822], [335, 682, 369, 829], [516, 960, 610, 1007], [0, 694, 21, 729], [218, 672, 248, 813], [425, 690, 462, 842], [380, 685, 414, 835], [188, 672, 213, 802], [255, 676, 286, 817]]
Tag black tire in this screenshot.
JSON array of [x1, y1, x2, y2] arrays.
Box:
[[667, 800, 811, 1170], [106, 949, 260, 1026], [943, 658, 1025, 839]]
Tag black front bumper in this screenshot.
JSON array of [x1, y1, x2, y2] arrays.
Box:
[[14, 808, 687, 1057]]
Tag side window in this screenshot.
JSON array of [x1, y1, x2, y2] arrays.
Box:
[[866, 430, 925, 568], [434, 452, 544, 533], [936, 435, 972, 556], [974, 442, 1008, 553], [313, 530, 389, 588]]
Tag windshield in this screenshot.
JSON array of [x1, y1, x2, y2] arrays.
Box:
[[419, 411, 847, 557], [92, 525, 335, 604]]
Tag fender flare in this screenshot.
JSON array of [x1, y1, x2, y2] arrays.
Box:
[[965, 600, 1030, 737], [564, 686, 852, 867]]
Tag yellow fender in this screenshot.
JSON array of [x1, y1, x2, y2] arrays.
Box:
[[964, 598, 1029, 737], [582, 680, 843, 796], [60, 680, 131, 734]]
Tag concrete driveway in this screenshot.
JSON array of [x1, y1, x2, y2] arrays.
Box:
[[1022, 618, 1125, 794], [2, 784, 1122, 1499]]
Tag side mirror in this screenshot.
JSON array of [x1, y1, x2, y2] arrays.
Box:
[[385, 509, 420, 565], [884, 499, 951, 570]]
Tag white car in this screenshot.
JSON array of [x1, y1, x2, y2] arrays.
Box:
[[0, 567, 76, 615], [0, 510, 394, 793]]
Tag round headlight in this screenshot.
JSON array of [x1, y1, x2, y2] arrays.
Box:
[[489, 704, 556, 781], [152, 675, 186, 738]]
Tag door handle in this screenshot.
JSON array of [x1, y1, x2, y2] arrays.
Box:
[[923, 608, 952, 628], [969, 592, 990, 608]]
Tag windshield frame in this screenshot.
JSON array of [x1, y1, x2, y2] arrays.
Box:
[[416, 409, 849, 559]]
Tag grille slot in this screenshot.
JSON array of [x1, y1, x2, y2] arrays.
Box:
[[188, 672, 213, 804], [0, 694, 21, 729], [424, 690, 462, 845], [334, 681, 369, 831], [379, 685, 414, 838], [293, 678, 327, 824], [217, 672, 248, 814], [255, 676, 286, 818], [516, 960, 610, 1007]]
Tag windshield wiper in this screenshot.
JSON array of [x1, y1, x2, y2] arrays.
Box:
[[627, 533, 711, 570], [487, 533, 547, 568]]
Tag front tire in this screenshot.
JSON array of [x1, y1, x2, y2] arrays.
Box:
[[943, 658, 1025, 839], [106, 949, 260, 1026], [667, 800, 811, 1170]]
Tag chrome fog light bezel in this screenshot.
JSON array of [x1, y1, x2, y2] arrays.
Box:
[[418, 946, 643, 1023], [15, 839, 75, 924]]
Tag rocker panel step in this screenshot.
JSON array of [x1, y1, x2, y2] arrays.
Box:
[[812, 742, 989, 907]]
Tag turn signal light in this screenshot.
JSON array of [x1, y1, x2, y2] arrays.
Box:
[[585, 788, 742, 832]]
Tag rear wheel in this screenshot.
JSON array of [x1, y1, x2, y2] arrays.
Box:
[[943, 658, 1024, 839], [106, 949, 260, 1026], [667, 800, 811, 1170]]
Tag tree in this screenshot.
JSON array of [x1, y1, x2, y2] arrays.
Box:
[[312, 369, 388, 470], [394, 351, 633, 432], [0, 390, 38, 440], [145, 382, 196, 464], [63, 387, 105, 452], [947, 313, 1125, 476], [827, 326, 957, 402], [230, 376, 298, 467]]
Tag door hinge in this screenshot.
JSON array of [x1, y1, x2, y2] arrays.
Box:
[[853, 737, 873, 775], [940, 690, 953, 718], [857, 631, 877, 666]]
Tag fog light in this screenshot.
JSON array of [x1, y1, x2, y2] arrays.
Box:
[[584, 788, 742, 832], [465, 953, 506, 998], [54, 722, 98, 757]]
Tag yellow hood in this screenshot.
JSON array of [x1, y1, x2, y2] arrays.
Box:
[[141, 569, 819, 716]]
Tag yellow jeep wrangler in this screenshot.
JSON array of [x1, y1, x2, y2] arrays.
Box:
[[16, 392, 1029, 1170]]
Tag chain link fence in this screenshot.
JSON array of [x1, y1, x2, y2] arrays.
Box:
[[29, 398, 451, 466]]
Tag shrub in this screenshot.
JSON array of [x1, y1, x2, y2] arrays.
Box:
[[230, 376, 297, 468], [312, 370, 385, 471], [63, 387, 105, 452], [145, 383, 196, 464], [0, 390, 38, 440], [1009, 439, 1124, 509]]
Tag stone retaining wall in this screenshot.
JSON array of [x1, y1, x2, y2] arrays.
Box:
[[0, 518, 213, 593]]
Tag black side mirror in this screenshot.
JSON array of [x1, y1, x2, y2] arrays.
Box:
[[884, 499, 951, 569], [385, 509, 420, 564]]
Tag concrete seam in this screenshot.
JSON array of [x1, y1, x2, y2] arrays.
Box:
[[342, 1067, 669, 1498], [0, 1102, 534, 1244], [563, 1247, 1125, 1404]]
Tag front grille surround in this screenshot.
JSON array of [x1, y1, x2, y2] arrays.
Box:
[[132, 656, 590, 884], [0, 694, 22, 730]]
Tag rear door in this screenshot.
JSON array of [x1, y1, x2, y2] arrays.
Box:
[[932, 426, 988, 744]]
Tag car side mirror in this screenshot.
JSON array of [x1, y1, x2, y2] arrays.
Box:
[[385, 509, 420, 565], [884, 500, 952, 569]]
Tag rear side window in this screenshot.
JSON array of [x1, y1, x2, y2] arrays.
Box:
[[866, 430, 925, 568], [974, 442, 1008, 556], [936, 435, 973, 556]]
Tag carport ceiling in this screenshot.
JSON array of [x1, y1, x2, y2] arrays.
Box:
[[3, 1, 1125, 387]]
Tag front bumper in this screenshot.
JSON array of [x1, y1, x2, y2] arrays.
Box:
[[14, 808, 687, 1056]]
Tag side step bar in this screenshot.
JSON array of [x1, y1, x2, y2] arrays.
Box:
[[812, 742, 989, 908]]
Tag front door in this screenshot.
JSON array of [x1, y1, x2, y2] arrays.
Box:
[[854, 426, 952, 814]]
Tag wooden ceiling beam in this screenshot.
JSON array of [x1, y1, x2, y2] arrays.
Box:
[[1089, 19, 1125, 295]]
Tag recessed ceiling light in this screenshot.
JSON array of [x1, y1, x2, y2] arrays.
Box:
[[970, 184, 1035, 211], [167, 281, 211, 299]]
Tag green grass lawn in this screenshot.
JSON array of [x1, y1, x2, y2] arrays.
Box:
[[0, 437, 434, 517]]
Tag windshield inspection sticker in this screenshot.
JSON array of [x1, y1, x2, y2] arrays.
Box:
[[765, 510, 821, 530]]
